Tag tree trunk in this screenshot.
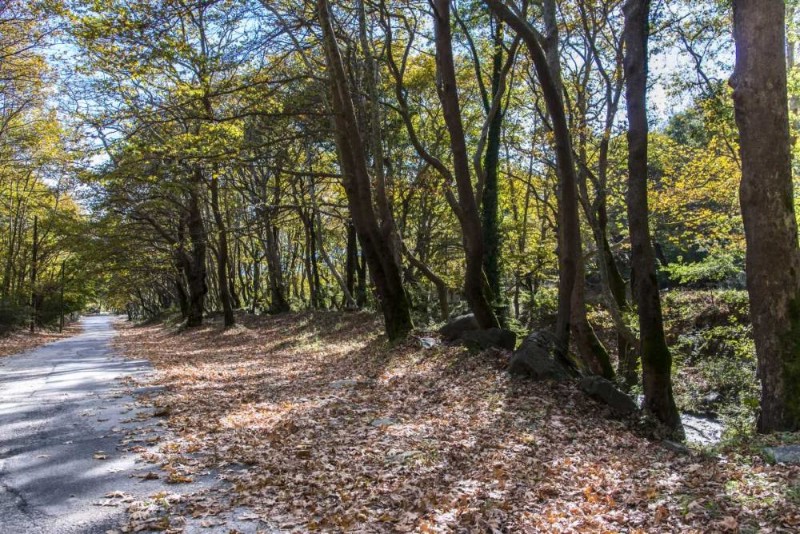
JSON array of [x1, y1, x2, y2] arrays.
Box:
[[432, 0, 499, 330], [59, 260, 65, 332], [346, 220, 358, 300], [482, 17, 504, 306], [2, 200, 22, 299], [356, 0, 402, 268], [310, 181, 356, 309], [303, 211, 321, 308], [357, 247, 367, 308], [317, 0, 413, 340], [251, 252, 260, 313], [624, 0, 682, 433], [486, 0, 612, 376], [175, 274, 189, 318], [731, 0, 800, 432], [210, 174, 235, 327], [265, 224, 290, 313], [185, 169, 208, 327]]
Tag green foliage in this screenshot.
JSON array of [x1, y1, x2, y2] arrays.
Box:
[[663, 290, 759, 438], [661, 251, 744, 287], [0, 1, 786, 444], [522, 286, 559, 330], [0, 301, 29, 335]]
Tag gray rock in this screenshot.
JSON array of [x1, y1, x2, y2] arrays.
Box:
[[439, 314, 479, 341], [460, 327, 517, 351], [763, 444, 800, 464], [579, 376, 638, 415], [507, 330, 575, 381]]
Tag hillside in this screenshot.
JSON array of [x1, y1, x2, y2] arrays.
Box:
[[113, 312, 799, 532]]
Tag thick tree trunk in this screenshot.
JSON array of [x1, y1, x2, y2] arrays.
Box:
[[432, 0, 499, 330], [356, 0, 402, 268], [185, 170, 208, 327], [624, 0, 682, 433], [541, 0, 612, 378], [210, 175, 235, 327], [175, 274, 189, 319], [731, 0, 800, 432], [317, 0, 413, 340]]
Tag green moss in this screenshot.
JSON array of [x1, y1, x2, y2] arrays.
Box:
[[588, 324, 615, 380], [787, 483, 800, 506]]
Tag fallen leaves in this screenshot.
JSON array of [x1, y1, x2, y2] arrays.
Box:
[[113, 311, 800, 533], [654, 504, 670, 523], [0, 322, 83, 358]]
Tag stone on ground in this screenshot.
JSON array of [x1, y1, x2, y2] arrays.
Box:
[[439, 314, 479, 341], [508, 330, 575, 380], [460, 327, 516, 351], [579, 376, 638, 415], [763, 445, 800, 465]]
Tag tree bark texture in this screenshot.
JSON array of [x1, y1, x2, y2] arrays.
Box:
[[432, 0, 500, 330], [731, 0, 800, 432], [623, 0, 682, 432], [317, 0, 413, 340]]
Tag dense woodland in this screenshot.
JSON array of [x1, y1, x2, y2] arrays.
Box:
[[2, 0, 800, 441]]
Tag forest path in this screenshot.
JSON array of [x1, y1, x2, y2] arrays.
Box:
[[0, 316, 269, 533], [0, 315, 164, 533]]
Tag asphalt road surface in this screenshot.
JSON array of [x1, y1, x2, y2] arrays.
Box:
[[0, 315, 171, 533]]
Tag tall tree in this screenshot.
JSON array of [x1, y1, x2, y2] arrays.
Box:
[[484, 0, 613, 377], [431, 0, 500, 330], [481, 17, 506, 308], [623, 0, 682, 432], [210, 173, 235, 327], [730, 0, 800, 432], [317, 0, 414, 341]]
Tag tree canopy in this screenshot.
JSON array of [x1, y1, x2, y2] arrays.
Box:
[[3, 0, 800, 434]]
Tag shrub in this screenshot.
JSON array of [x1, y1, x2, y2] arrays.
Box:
[[0, 301, 30, 335], [661, 251, 744, 289]]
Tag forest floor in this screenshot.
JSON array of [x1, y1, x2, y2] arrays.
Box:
[[0, 321, 82, 358], [114, 310, 800, 533]]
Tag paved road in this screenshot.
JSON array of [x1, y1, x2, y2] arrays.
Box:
[[0, 315, 167, 533]]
